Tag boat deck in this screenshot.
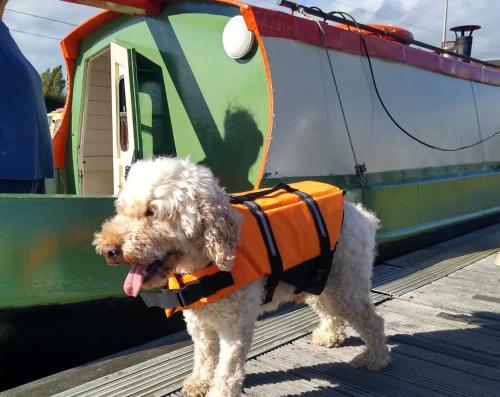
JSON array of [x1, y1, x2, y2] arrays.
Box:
[[4, 224, 500, 397]]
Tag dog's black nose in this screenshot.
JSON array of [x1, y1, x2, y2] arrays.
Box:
[[104, 245, 123, 264]]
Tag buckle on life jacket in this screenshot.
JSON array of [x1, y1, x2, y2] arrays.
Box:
[[140, 271, 234, 310]]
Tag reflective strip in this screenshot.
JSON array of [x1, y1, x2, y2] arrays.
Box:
[[243, 200, 278, 258], [294, 190, 328, 239]]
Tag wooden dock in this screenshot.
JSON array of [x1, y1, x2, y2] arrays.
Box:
[[4, 224, 500, 397]]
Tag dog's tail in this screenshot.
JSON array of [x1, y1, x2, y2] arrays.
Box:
[[354, 202, 381, 240], [350, 203, 381, 263]]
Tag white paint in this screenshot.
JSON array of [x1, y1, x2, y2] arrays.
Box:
[[469, 81, 500, 163], [110, 42, 136, 195], [222, 15, 255, 59], [77, 48, 113, 196], [262, 37, 499, 178]]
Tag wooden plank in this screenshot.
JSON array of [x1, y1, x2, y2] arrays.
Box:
[[83, 156, 112, 171], [254, 341, 445, 397], [372, 264, 409, 288], [385, 224, 500, 269], [245, 356, 343, 397], [85, 130, 112, 144], [403, 286, 500, 320], [376, 248, 498, 296], [86, 100, 112, 117], [85, 115, 112, 130], [89, 86, 111, 101], [83, 142, 112, 157], [380, 301, 500, 349], [89, 71, 111, 87]]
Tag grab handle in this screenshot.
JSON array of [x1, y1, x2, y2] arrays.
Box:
[[230, 183, 297, 204]]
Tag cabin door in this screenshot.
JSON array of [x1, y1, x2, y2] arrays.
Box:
[[110, 42, 138, 194]]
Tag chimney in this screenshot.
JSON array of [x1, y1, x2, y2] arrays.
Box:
[[450, 25, 481, 58]]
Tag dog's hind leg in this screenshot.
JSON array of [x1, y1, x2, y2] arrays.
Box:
[[335, 295, 389, 372], [182, 320, 220, 397], [308, 294, 347, 348]]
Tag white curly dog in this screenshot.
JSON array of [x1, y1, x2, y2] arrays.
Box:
[[94, 157, 389, 397]]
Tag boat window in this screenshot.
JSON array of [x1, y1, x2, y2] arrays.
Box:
[[119, 76, 129, 152]]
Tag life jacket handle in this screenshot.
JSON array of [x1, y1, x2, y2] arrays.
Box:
[[230, 183, 297, 204]]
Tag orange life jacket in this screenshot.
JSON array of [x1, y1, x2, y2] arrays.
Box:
[[140, 181, 344, 317]]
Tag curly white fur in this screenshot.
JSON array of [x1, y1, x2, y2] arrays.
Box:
[[94, 157, 389, 397]]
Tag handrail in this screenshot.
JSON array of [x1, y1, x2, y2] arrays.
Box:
[[277, 0, 500, 70]]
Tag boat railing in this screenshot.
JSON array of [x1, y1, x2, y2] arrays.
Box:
[[278, 0, 500, 70]]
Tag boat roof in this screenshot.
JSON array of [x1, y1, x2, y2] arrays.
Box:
[[61, 0, 500, 86], [52, 0, 500, 169]]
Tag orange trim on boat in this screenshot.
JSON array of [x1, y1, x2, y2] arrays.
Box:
[[52, 10, 122, 169], [241, 7, 274, 189]]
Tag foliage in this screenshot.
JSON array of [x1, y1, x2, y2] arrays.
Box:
[[41, 65, 66, 97], [41, 65, 66, 112]]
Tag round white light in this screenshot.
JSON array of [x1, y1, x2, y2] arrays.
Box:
[[222, 15, 255, 59]]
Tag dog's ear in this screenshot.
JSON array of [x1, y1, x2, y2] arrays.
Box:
[[197, 185, 241, 272]]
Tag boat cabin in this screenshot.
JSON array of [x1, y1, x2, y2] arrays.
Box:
[[52, 0, 500, 246]]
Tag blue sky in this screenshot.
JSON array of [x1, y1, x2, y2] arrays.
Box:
[[3, 0, 500, 76]]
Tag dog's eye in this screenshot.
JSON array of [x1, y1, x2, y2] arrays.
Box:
[[145, 207, 155, 217]]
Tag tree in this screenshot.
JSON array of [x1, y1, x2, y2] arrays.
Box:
[[41, 65, 66, 97], [41, 65, 66, 112]]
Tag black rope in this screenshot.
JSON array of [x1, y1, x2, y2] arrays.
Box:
[[309, 14, 367, 189], [301, 6, 500, 152], [356, 19, 500, 151]]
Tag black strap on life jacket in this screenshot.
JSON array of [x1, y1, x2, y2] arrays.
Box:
[[241, 200, 283, 303], [230, 183, 335, 300], [289, 190, 334, 295], [140, 271, 234, 309], [230, 184, 298, 303]]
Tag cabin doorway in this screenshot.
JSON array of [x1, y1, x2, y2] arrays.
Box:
[[78, 43, 137, 195]]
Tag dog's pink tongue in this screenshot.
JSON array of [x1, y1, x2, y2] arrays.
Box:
[[124, 265, 146, 297]]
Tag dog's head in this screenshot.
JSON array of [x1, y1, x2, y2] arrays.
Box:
[[93, 157, 241, 297]]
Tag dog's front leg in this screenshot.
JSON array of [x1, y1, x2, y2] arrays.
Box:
[[208, 326, 254, 397], [207, 285, 262, 397], [182, 316, 220, 397]]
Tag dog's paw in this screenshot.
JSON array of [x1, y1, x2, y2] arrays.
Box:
[[206, 388, 240, 397], [350, 348, 390, 372], [182, 377, 211, 397], [311, 328, 346, 348]]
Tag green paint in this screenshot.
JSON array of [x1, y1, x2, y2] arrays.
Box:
[[3, 167, 497, 308], [1, 169, 498, 308], [264, 166, 500, 243], [0, 195, 126, 308], [69, 2, 269, 193], [136, 51, 176, 157], [261, 162, 500, 190]]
